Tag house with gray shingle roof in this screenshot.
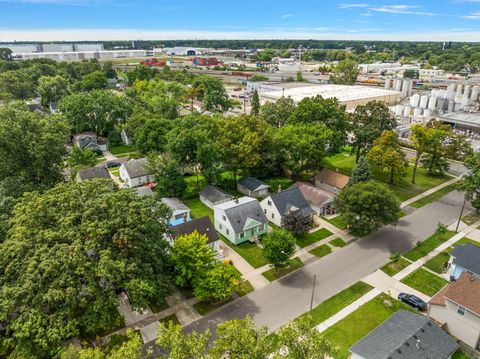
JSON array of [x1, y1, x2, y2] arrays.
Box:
[[260, 187, 314, 228], [119, 158, 154, 188], [214, 197, 268, 245], [76, 166, 111, 183], [447, 243, 480, 280], [199, 185, 234, 209], [350, 309, 458, 359], [161, 198, 191, 227], [236, 177, 270, 198]]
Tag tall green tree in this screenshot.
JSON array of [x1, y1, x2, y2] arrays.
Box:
[[260, 97, 296, 128], [170, 231, 216, 288], [147, 155, 186, 198], [0, 180, 171, 357], [134, 117, 172, 154], [460, 152, 480, 211], [0, 48, 12, 61], [352, 101, 397, 162], [334, 181, 400, 235], [368, 130, 408, 184], [347, 156, 372, 186], [329, 59, 359, 85], [81, 70, 109, 91], [37, 75, 69, 106], [192, 75, 237, 113], [410, 124, 430, 184], [0, 103, 68, 188], [156, 321, 210, 359], [0, 70, 36, 100], [276, 123, 332, 179], [66, 147, 98, 178], [192, 262, 241, 303], [288, 95, 349, 153], [251, 89, 260, 116], [262, 228, 296, 270]]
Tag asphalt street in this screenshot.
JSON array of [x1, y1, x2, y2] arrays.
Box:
[[178, 190, 469, 338]]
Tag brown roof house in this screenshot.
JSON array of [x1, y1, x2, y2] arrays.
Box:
[[314, 168, 349, 194], [428, 272, 480, 349], [290, 182, 335, 216]]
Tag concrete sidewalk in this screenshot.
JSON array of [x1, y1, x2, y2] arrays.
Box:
[[400, 176, 460, 208]]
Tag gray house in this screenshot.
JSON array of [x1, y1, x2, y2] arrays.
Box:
[[161, 198, 191, 227], [119, 158, 153, 188], [236, 177, 270, 198], [349, 309, 458, 359], [199, 185, 234, 209], [76, 166, 111, 183], [447, 243, 480, 280], [73, 132, 108, 151]]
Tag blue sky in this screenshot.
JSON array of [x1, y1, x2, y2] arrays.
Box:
[[1, 0, 480, 41]]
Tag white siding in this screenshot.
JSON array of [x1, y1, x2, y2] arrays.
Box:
[[260, 196, 283, 227]]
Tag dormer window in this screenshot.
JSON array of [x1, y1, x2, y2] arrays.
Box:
[[457, 305, 466, 316], [222, 215, 226, 221], [267, 200, 272, 206]]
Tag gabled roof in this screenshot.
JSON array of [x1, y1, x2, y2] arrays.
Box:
[[269, 187, 314, 217], [315, 168, 349, 189], [237, 177, 270, 192], [161, 198, 190, 213], [171, 216, 219, 244], [217, 197, 268, 233], [199, 185, 233, 203], [450, 243, 480, 275], [349, 310, 458, 359], [122, 158, 151, 179], [74, 131, 97, 140], [135, 187, 153, 197], [290, 182, 334, 207], [430, 272, 480, 316], [77, 166, 111, 181]]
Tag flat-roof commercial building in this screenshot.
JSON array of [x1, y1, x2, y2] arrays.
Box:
[[439, 112, 480, 131], [249, 82, 400, 111], [13, 49, 148, 62]]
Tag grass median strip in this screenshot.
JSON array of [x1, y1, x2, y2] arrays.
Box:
[[409, 184, 459, 209], [296, 228, 332, 248], [262, 257, 303, 282], [400, 268, 449, 296], [381, 257, 411, 276], [329, 238, 347, 248], [309, 244, 332, 258], [403, 230, 455, 262]]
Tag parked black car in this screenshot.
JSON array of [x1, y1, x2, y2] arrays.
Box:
[[107, 161, 121, 168], [398, 293, 427, 311]]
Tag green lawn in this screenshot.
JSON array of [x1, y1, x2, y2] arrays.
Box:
[[320, 152, 452, 201], [263, 177, 294, 192], [235, 280, 254, 297], [453, 350, 472, 359], [299, 281, 373, 326], [462, 211, 480, 226], [183, 198, 214, 222], [296, 228, 332, 248], [109, 144, 137, 156], [325, 214, 349, 230], [381, 257, 411, 276], [183, 174, 208, 199], [322, 293, 412, 359], [262, 257, 303, 282], [455, 237, 480, 247], [410, 184, 459, 208], [329, 238, 347, 248], [403, 230, 455, 262], [401, 268, 449, 296], [309, 244, 332, 258], [424, 251, 450, 274], [222, 239, 268, 269]]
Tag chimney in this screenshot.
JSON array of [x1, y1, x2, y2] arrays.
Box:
[[183, 213, 187, 223], [234, 197, 239, 204], [277, 184, 282, 193]]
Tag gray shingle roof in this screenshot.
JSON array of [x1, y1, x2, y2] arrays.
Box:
[[171, 216, 219, 244], [270, 187, 314, 217], [77, 167, 111, 181], [237, 177, 270, 192], [123, 158, 151, 179], [224, 199, 268, 233], [161, 198, 190, 212], [199, 185, 233, 203], [450, 243, 480, 275], [349, 310, 459, 359]]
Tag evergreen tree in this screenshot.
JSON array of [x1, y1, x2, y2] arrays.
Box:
[[250, 89, 260, 116], [347, 156, 372, 186]]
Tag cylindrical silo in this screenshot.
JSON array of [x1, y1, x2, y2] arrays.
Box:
[[465, 85, 472, 98], [447, 84, 456, 92], [424, 109, 431, 120], [471, 86, 479, 102], [448, 100, 454, 112], [420, 95, 429, 109], [395, 105, 404, 116], [410, 94, 420, 107], [428, 96, 437, 110], [456, 84, 463, 95], [414, 108, 423, 117], [394, 78, 402, 92], [446, 90, 455, 100], [385, 78, 392, 90], [462, 94, 470, 107], [401, 79, 410, 98], [403, 106, 412, 117]]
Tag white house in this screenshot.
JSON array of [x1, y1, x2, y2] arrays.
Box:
[[236, 177, 270, 198], [260, 187, 314, 228], [161, 198, 191, 227], [119, 158, 153, 188]]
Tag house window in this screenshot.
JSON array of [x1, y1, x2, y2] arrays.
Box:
[[258, 224, 264, 231], [264, 209, 267, 214], [222, 215, 226, 221], [226, 229, 229, 235], [271, 213, 275, 219], [219, 223, 222, 229], [240, 232, 244, 238], [267, 200, 272, 206], [457, 306, 466, 316]]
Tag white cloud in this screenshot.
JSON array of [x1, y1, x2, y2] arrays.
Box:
[[1, 27, 480, 42], [338, 3, 369, 9], [0, 0, 108, 4], [281, 14, 296, 18], [369, 5, 435, 16], [464, 11, 480, 19]]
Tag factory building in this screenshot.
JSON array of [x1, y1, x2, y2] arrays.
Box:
[[359, 62, 419, 75], [13, 50, 148, 62], [248, 82, 401, 111], [155, 47, 212, 56], [5, 43, 104, 54], [439, 113, 480, 138]]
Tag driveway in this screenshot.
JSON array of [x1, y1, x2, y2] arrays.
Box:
[[177, 191, 468, 336]]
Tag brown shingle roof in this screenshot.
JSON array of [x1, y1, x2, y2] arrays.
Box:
[[289, 182, 334, 207], [429, 272, 480, 315], [315, 168, 349, 189]]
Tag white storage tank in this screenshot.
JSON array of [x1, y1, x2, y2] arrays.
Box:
[[394, 79, 403, 92], [403, 106, 412, 117], [414, 108, 423, 117], [456, 84, 463, 95], [448, 100, 455, 112], [420, 95, 429, 109], [447, 84, 456, 92], [465, 85, 472, 98], [428, 96, 437, 110], [472, 86, 479, 102], [385, 78, 392, 90], [424, 109, 431, 120], [395, 104, 404, 116], [410, 94, 420, 107]]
